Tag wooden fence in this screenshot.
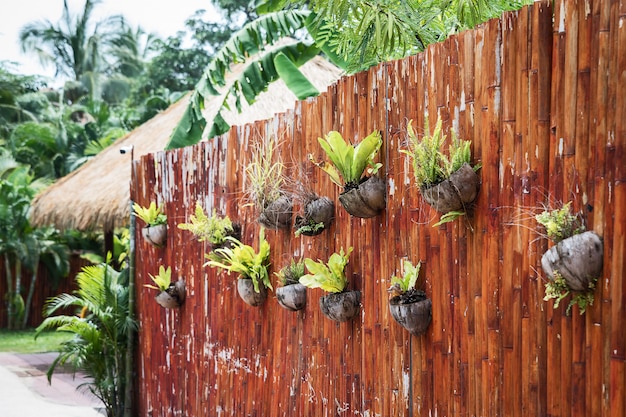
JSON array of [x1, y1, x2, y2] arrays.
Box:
[[131, 0, 625, 415]]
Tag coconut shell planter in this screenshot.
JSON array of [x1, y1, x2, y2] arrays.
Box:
[[338, 176, 386, 218], [420, 163, 480, 214], [319, 290, 361, 322], [237, 278, 268, 307], [276, 283, 307, 311], [294, 196, 335, 236], [142, 224, 167, 247], [389, 290, 432, 336], [155, 279, 186, 309], [541, 231, 604, 292], [258, 195, 293, 230]]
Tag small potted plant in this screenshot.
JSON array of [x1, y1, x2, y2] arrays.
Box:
[[299, 247, 360, 322], [310, 130, 385, 218], [133, 201, 168, 247], [177, 202, 242, 253], [536, 202, 603, 315], [274, 259, 307, 311], [245, 138, 292, 229], [145, 265, 186, 309], [403, 116, 481, 225], [387, 260, 432, 336], [205, 230, 272, 307]]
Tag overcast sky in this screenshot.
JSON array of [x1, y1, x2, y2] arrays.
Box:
[[0, 0, 219, 80]]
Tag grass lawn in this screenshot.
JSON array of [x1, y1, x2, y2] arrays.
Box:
[[0, 329, 72, 354]]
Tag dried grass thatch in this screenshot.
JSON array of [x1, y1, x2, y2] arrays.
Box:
[[29, 56, 343, 232]]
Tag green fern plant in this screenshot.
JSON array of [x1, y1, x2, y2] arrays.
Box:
[[177, 202, 234, 246], [543, 270, 596, 315], [275, 259, 306, 286], [403, 117, 474, 189], [535, 202, 583, 243]]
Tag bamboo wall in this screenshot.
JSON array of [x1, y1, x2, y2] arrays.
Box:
[[131, 1, 626, 415]]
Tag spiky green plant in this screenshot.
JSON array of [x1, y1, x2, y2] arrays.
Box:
[[132, 201, 166, 226], [205, 229, 272, 293], [36, 262, 136, 417]]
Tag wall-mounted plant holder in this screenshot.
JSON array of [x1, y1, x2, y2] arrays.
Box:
[[338, 176, 386, 218], [389, 294, 432, 336], [319, 290, 361, 322], [294, 196, 335, 236], [276, 283, 307, 311], [541, 230, 603, 292], [155, 279, 186, 309], [142, 224, 167, 247], [258, 195, 293, 230], [237, 277, 268, 307], [420, 163, 480, 214]]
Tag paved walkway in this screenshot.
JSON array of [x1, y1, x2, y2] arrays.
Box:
[[0, 352, 105, 417]]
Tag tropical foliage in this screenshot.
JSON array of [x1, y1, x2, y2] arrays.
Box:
[[275, 259, 306, 286], [535, 202, 583, 243], [299, 247, 353, 293], [310, 130, 382, 189], [403, 117, 475, 189], [146, 265, 172, 292], [167, 0, 532, 148], [132, 201, 167, 227], [390, 260, 421, 294], [205, 229, 272, 293], [36, 261, 136, 417], [177, 202, 235, 246]]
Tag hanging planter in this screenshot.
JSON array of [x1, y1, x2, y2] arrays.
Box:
[[146, 266, 186, 309], [237, 277, 268, 307], [258, 195, 293, 230], [276, 283, 307, 311], [319, 290, 361, 322], [310, 130, 386, 218], [133, 201, 168, 247], [205, 230, 273, 308], [155, 280, 186, 309], [404, 117, 481, 225], [540, 231, 603, 292], [387, 260, 431, 335], [389, 292, 431, 336], [338, 176, 387, 218], [244, 138, 293, 230], [536, 203, 603, 315], [294, 196, 335, 237], [274, 260, 307, 311], [299, 247, 361, 322], [141, 224, 167, 247], [420, 163, 480, 214]]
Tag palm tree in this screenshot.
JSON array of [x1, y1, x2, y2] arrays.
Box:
[[18, 0, 124, 81], [36, 262, 136, 417]]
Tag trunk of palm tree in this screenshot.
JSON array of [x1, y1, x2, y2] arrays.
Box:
[[22, 260, 39, 329], [4, 253, 13, 329]]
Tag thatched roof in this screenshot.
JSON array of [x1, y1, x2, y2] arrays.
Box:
[[29, 56, 343, 231]]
